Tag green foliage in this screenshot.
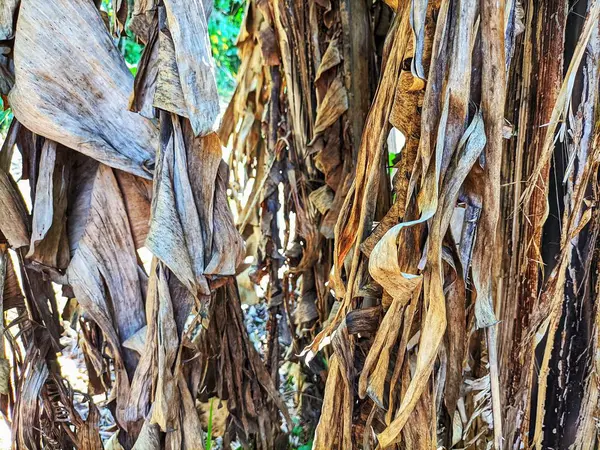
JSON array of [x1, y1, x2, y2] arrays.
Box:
[[119, 34, 144, 76], [289, 417, 315, 450], [0, 98, 13, 137], [100, 0, 144, 75], [206, 398, 214, 450], [208, 0, 244, 98]]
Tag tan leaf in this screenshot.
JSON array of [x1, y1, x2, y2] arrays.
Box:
[[0, 167, 29, 248], [309, 185, 335, 214], [313, 77, 348, 136], [67, 163, 146, 428], [153, 29, 189, 118], [315, 38, 342, 82], [27, 141, 71, 269]]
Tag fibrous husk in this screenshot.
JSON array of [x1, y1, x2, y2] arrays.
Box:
[[131, 420, 161, 450], [12, 344, 50, 450], [0, 358, 8, 395], [312, 322, 354, 450]]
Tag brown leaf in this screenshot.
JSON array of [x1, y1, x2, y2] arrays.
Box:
[[0, 166, 29, 248], [257, 26, 280, 66], [315, 37, 342, 82], [131, 421, 161, 450], [154, 28, 189, 118], [2, 246, 24, 310], [309, 184, 335, 214], [27, 141, 71, 269], [146, 118, 243, 295], [312, 77, 348, 137], [115, 170, 153, 249], [67, 163, 146, 428]]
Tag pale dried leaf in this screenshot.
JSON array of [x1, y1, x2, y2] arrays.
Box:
[[0, 0, 18, 39], [154, 29, 189, 118], [163, 0, 219, 136], [10, 0, 158, 178], [67, 164, 146, 427]]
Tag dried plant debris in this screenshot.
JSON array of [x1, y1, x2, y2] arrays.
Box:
[[0, 0, 287, 448], [226, 0, 600, 448], [3, 0, 600, 449]]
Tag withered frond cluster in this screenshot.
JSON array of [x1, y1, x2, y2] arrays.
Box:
[[0, 0, 600, 449]]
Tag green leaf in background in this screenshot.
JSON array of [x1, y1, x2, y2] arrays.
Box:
[[208, 0, 244, 98], [120, 35, 143, 76], [0, 100, 12, 136], [298, 441, 313, 450], [206, 398, 214, 450], [99, 0, 143, 76]]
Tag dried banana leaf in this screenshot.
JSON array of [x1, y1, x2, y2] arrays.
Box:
[[161, 0, 219, 136], [0, 0, 18, 40], [67, 162, 146, 428], [27, 141, 71, 269], [0, 166, 29, 248], [10, 0, 158, 178]]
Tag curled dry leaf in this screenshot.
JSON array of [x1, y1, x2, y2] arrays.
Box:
[[315, 37, 342, 82], [313, 77, 349, 137], [309, 184, 335, 214], [146, 119, 244, 295], [9, 0, 158, 179]]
